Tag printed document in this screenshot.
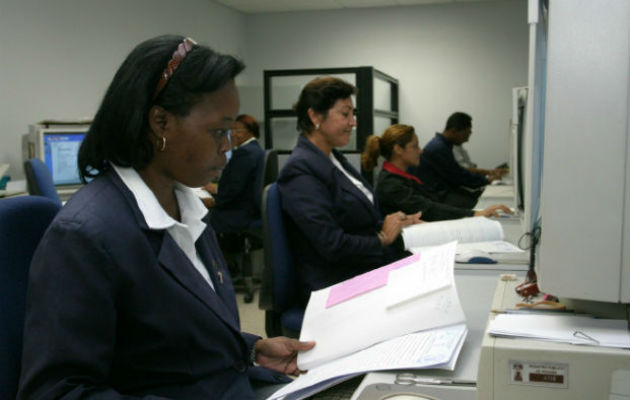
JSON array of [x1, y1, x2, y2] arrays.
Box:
[[402, 216, 502, 249], [267, 324, 468, 400], [297, 241, 465, 370], [401, 217, 523, 255]]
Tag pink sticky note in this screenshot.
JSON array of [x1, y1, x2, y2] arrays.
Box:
[[325, 253, 421, 308]]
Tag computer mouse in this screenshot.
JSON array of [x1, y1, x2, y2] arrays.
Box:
[[455, 250, 497, 264]]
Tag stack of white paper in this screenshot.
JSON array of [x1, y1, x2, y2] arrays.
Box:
[[267, 324, 467, 400], [402, 217, 524, 256], [488, 314, 630, 348], [402, 217, 503, 249], [268, 242, 468, 400], [297, 241, 465, 370]]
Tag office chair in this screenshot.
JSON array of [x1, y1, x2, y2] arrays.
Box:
[[259, 149, 279, 206], [0, 196, 61, 399], [213, 149, 266, 304], [260, 149, 292, 200], [259, 182, 304, 338], [218, 149, 278, 304], [23, 158, 62, 205], [218, 223, 262, 304]]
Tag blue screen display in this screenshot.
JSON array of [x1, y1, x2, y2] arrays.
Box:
[[43, 132, 86, 185]]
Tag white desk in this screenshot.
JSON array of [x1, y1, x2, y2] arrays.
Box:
[[0, 189, 27, 198], [480, 184, 515, 199], [476, 184, 516, 211], [0, 179, 28, 198], [350, 269, 526, 400], [456, 214, 530, 268], [477, 280, 630, 400]]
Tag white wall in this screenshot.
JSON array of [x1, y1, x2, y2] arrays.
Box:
[[0, 0, 246, 180], [240, 0, 528, 168]]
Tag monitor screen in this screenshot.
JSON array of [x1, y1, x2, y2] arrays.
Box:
[[43, 131, 86, 186]]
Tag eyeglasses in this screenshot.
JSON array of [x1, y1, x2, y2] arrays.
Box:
[[213, 129, 231, 139], [152, 37, 197, 101]]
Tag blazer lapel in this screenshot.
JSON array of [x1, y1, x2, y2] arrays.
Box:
[[195, 232, 241, 325], [334, 154, 380, 221], [297, 135, 380, 221], [338, 176, 380, 220], [157, 233, 240, 332]]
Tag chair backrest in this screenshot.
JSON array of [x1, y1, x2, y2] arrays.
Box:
[[0, 196, 61, 400], [23, 158, 62, 205], [260, 149, 293, 197], [260, 150, 279, 202], [260, 182, 297, 313]]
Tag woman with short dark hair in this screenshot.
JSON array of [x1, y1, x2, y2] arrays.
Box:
[[19, 35, 313, 400], [278, 77, 421, 305]]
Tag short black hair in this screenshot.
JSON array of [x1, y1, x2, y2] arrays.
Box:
[[294, 77, 356, 134], [78, 34, 245, 181], [444, 112, 472, 132]]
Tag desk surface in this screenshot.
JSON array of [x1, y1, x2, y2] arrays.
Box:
[[0, 189, 27, 198], [480, 184, 515, 199], [456, 215, 530, 268], [350, 270, 526, 400], [476, 184, 516, 211]]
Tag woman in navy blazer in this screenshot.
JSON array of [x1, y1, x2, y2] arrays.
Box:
[[277, 77, 421, 305], [18, 35, 313, 400]]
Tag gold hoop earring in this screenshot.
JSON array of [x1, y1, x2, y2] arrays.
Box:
[[157, 136, 167, 152]]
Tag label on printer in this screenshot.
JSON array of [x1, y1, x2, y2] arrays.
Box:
[[508, 360, 569, 388]]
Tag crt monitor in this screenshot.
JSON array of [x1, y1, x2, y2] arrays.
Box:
[[39, 129, 86, 186]]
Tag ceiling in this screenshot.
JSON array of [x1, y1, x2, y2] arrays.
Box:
[[214, 0, 512, 14]]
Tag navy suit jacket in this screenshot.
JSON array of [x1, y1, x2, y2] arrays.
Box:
[[210, 140, 265, 233], [18, 170, 267, 399], [278, 135, 404, 304], [413, 133, 489, 193]]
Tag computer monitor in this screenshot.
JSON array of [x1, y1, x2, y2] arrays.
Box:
[[535, 0, 630, 304], [510, 87, 527, 214], [26, 125, 89, 187], [42, 131, 85, 185], [513, 0, 547, 249]]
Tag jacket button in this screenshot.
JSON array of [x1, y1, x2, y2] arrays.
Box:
[[234, 362, 246, 372]]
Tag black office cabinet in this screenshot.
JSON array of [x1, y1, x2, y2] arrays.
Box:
[[263, 67, 399, 154]]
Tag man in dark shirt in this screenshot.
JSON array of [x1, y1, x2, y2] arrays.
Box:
[[412, 112, 495, 208]]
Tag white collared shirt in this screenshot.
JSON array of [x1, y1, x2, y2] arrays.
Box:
[[112, 164, 215, 290], [329, 153, 374, 204], [235, 136, 256, 149]]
